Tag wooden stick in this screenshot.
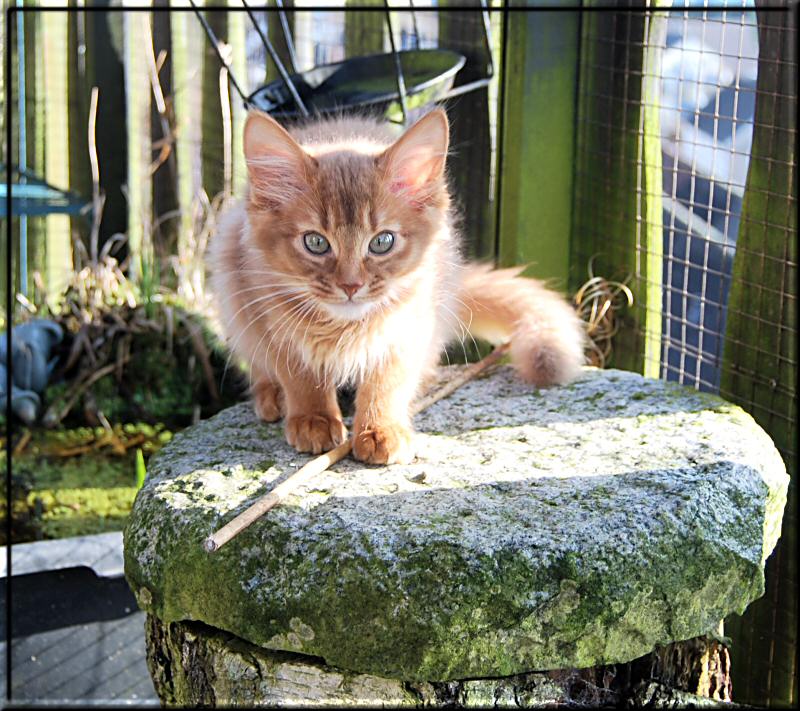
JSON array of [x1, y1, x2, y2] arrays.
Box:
[[204, 343, 510, 553]]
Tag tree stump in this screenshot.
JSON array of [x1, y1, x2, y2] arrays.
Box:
[[124, 366, 788, 706]]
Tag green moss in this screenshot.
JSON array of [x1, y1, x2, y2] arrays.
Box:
[[4, 423, 178, 543], [31, 486, 139, 539]]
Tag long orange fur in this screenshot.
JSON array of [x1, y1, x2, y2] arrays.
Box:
[[209, 109, 586, 464]]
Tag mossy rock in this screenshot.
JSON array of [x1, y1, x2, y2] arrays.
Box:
[[124, 366, 788, 682]]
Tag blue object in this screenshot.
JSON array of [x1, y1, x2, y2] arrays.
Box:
[[0, 362, 41, 425], [1, 165, 90, 219], [1, 319, 63, 423]]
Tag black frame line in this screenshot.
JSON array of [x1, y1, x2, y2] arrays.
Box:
[[2, 2, 794, 707]]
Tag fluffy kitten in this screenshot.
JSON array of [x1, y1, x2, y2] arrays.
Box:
[[209, 109, 585, 464]]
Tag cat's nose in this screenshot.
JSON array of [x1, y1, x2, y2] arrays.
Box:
[[338, 282, 364, 299]]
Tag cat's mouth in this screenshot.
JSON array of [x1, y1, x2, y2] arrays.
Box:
[[321, 299, 376, 321]]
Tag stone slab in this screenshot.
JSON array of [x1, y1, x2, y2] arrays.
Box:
[[124, 366, 788, 681]]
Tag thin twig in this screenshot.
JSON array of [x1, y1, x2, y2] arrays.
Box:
[[12, 430, 32, 457], [204, 343, 511, 553], [88, 86, 103, 264]]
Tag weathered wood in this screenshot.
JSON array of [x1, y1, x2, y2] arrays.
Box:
[[25, 6, 46, 298], [170, 4, 202, 263], [227, 0, 247, 195], [497, 2, 579, 290], [84, 2, 129, 253], [145, 615, 734, 707], [151, 0, 180, 262], [67, 2, 92, 258], [639, 9, 666, 379], [41, 4, 73, 295], [200, 1, 226, 201], [266, 0, 295, 81], [720, 6, 797, 708], [1, 0, 12, 303], [123, 2, 153, 283], [439, 1, 496, 261], [571, 7, 648, 373], [344, 0, 384, 58]]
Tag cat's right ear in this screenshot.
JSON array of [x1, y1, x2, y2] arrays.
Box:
[[243, 111, 314, 209]]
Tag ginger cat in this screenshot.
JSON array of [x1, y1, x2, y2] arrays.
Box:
[[209, 109, 585, 465]]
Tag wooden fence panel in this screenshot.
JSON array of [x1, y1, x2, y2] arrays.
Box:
[[439, 1, 496, 261], [84, 4, 129, 255], [571, 8, 648, 373], [720, 7, 797, 706], [41, 5, 73, 295], [345, 0, 383, 57], [123, 3, 153, 283], [497, 2, 579, 289]]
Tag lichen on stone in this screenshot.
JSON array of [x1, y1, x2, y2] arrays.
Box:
[[124, 366, 789, 681]]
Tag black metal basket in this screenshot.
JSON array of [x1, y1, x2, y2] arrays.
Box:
[[247, 49, 466, 123], [190, 0, 490, 126]]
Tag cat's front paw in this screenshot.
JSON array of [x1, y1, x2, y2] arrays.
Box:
[[286, 414, 348, 454], [253, 379, 283, 422], [353, 423, 415, 465]]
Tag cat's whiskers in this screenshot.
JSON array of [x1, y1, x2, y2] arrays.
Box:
[[438, 300, 476, 366], [221, 293, 309, 389], [258, 297, 313, 383], [299, 302, 324, 372], [283, 299, 319, 378], [445, 293, 476, 332]]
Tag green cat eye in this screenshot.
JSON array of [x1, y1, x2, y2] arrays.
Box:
[[369, 231, 395, 255], [303, 232, 330, 255]]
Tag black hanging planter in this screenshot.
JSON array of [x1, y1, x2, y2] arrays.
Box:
[[190, 0, 491, 126], [247, 49, 467, 123]]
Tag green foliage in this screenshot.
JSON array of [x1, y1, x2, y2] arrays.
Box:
[[136, 448, 147, 489], [3, 422, 175, 544]]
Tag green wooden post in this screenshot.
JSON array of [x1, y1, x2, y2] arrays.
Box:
[[439, 1, 497, 260], [639, 9, 666, 378], [200, 1, 226, 201], [68, 3, 92, 257], [227, 0, 247, 195], [266, 0, 295, 82], [41, 6, 73, 295], [123, 2, 153, 283], [571, 7, 648, 373], [1, 0, 11, 305], [1, 0, 5, 168], [345, 0, 384, 58], [151, 0, 180, 260], [27, 7, 47, 298], [170, 6, 199, 261], [82, 3, 129, 253], [497, 1, 580, 290], [720, 7, 797, 707]]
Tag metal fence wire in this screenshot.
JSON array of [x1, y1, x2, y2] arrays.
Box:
[[573, 2, 796, 706]]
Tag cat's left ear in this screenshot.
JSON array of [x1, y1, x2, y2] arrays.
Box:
[[378, 109, 449, 203], [243, 110, 315, 209]]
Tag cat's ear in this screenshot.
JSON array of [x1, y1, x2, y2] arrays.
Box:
[[243, 111, 315, 208], [378, 109, 449, 204]]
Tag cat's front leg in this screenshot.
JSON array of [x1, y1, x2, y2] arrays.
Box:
[[251, 373, 284, 422], [352, 353, 420, 465], [275, 364, 347, 455]]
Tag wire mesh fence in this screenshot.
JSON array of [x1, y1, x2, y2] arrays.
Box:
[[573, 1, 796, 705]]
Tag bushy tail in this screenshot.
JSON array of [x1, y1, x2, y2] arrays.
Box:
[[457, 263, 586, 386]]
